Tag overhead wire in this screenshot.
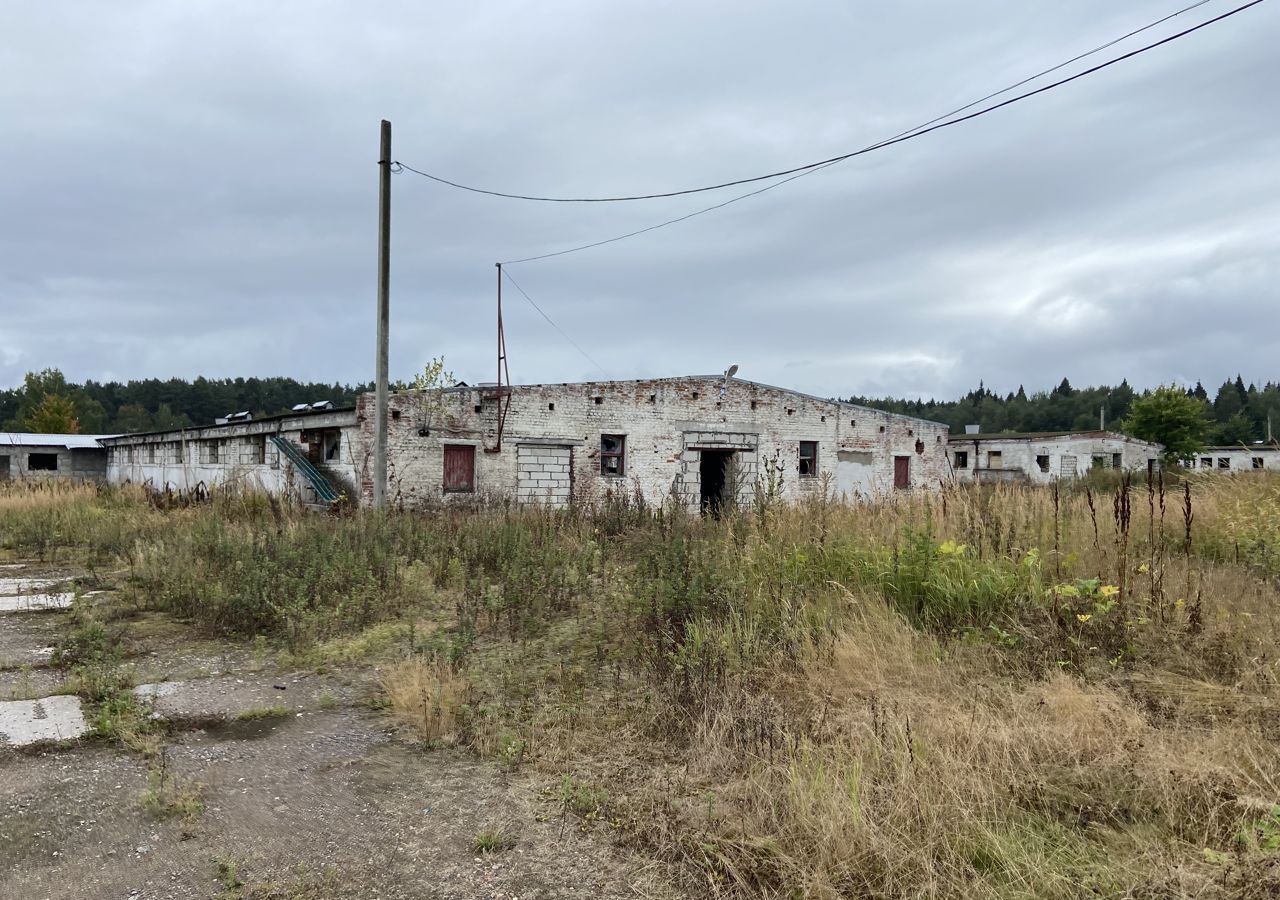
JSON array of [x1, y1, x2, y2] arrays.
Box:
[[498, 267, 610, 377], [410, 0, 1262, 376], [393, 0, 1249, 205], [496, 0, 1253, 265]]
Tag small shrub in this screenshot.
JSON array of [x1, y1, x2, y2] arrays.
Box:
[[140, 752, 204, 823], [471, 826, 511, 854], [381, 657, 471, 746]]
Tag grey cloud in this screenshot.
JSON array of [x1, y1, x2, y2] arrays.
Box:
[[1, 0, 1276, 400]]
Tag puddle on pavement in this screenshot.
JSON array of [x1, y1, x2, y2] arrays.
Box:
[[205, 715, 291, 742]]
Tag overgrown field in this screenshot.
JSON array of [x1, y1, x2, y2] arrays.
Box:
[[3, 476, 1279, 898]]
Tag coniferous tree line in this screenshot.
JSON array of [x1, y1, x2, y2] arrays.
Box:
[[3, 368, 1278, 447], [1, 369, 370, 434], [850, 375, 1280, 446]]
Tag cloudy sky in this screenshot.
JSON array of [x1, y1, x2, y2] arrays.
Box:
[[2, 0, 1276, 400]]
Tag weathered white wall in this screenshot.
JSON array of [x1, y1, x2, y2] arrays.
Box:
[[1190, 447, 1280, 473], [103, 410, 360, 504], [951, 432, 1161, 484], [359, 376, 950, 509]]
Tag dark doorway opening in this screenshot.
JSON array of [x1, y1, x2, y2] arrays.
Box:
[[700, 450, 734, 516]]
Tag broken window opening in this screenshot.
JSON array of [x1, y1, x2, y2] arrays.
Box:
[[252, 435, 267, 465], [391, 409, 401, 419], [1253, 457, 1265, 469], [1111, 453, 1122, 469], [548, 402, 555, 411], [987, 451, 1003, 469], [27, 452, 58, 471], [593, 396, 603, 405], [1200, 457, 1212, 469], [953, 451, 968, 469], [600, 434, 625, 477], [1091, 455, 1105, 469], [208, 442, 219, 464], [1217, 457, 1230, 469], [914, 439, 925, 455], [798, 441, 818, 477], [1036, 454, 1050, 473]]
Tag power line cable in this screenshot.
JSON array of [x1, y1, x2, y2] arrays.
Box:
[[498, 0, 1252, 265], [499, 267, 609, 377], [395, 0, 1253, 204]]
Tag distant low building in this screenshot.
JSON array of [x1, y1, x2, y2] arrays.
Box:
[[949, 430, 1162, 484], [0, 432, 114, 483], [99, 406, 358, 505], [1188, 443, 1280, 473]]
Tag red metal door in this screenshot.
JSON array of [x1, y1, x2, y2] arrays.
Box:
[[893, 456, 910, 490], [443, 445, 475, 492]]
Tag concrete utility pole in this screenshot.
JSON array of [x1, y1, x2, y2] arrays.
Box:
[[373, 119, 391, 509]]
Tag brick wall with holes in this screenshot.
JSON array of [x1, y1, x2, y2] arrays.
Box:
[[356, 376, 950, 509]]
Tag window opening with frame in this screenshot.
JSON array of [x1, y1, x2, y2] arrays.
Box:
[[798, 441, 818, 477], [600, 434, 625, 477]]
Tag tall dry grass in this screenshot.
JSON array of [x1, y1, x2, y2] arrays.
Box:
[[6, 474, 1280, 896]]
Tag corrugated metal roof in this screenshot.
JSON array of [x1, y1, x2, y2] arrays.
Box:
[[0, 432, 116, 450]]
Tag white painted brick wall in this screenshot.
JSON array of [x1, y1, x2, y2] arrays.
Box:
[[358, 376, 950, 509]]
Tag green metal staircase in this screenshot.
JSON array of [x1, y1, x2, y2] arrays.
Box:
[[269, 436, 339, 503]]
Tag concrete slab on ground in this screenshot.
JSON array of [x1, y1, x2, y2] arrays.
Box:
[[0, 695, 88, 747], [0, 593, 75, 612]]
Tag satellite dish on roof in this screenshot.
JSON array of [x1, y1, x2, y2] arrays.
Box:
[[725, 364, 739, 379]]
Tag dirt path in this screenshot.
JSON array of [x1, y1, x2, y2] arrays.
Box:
[[0, 563, 662, 899]]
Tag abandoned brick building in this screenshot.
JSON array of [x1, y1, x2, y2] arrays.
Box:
[[97, 375, 950, 508], [364, 375, 950, 510], [949, 430, 1163, 484]]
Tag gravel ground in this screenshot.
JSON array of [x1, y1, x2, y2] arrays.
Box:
[[1, 709, 651, 899], [0, 562, 663, 899]]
